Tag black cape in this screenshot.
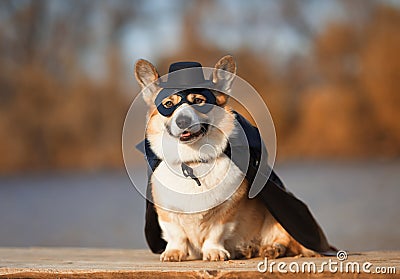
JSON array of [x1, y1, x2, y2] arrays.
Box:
[[137, 111, 336, 256]]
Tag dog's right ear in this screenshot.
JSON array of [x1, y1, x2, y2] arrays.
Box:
[[134, 59, 160, 106], [212, 55, 236, 106]]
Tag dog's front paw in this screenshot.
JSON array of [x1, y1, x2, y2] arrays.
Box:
[[259, 243, 286, 259], [203, 248, 230, 261], [160, 249, 187, 262]]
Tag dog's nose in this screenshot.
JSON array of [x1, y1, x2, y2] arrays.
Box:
[[176, 115, 192, 129]]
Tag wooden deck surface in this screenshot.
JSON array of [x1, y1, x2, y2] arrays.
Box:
[[0, 248, 399, 278]]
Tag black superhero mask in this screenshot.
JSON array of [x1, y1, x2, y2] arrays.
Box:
[[154, 88, 217, 117]]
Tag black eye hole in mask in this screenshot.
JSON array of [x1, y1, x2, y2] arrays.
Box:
[[154, 88, 217, 117]]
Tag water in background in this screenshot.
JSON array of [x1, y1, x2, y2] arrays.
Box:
[[0, 161, 399, 252]]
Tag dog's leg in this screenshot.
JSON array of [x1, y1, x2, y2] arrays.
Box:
[[159, 221, 188, 262], [202, 223, 231, 261], [259, 213, 291, 259], [259, 212, 320, 258]]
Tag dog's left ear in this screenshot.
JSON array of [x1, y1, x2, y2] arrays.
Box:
[[212, 55, 236, 106], [134, 59, 160, 106]]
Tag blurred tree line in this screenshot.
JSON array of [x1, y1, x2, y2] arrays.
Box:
[[0, 0, 399, 174], [0, 1, 132, 172]]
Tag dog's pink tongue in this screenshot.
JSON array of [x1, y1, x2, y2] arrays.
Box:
[[181, 131, 191, 137]]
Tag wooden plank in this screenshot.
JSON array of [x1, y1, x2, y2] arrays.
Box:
[[0, 248, 399, 278]]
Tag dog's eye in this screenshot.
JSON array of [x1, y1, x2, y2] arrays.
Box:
[[193, 97, 205, 105], [163, 101, 174, 108], [187, 93, 206, 105]]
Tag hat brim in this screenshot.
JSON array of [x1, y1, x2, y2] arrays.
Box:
[[159, 80, 215, 89]]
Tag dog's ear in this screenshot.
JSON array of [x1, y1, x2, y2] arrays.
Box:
[[212, 55, 236, 106], [134, 59, 160, 106]]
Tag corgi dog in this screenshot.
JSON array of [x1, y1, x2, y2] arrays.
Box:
[[134, 55, 319, 261]]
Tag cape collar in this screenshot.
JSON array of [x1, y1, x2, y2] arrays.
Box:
[[136, 111, 263, 185]]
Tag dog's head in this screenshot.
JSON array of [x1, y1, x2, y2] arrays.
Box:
[[134, 55, 237, 164]]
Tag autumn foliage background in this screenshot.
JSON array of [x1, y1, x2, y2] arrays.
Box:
[[0, 1, 399, 174]]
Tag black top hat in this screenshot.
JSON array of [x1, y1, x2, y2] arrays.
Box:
[[159, 61, 214, 89]]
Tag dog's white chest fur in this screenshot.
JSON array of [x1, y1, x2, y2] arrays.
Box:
[[151, 154, 246, 259], [151, 154, 245, 213]]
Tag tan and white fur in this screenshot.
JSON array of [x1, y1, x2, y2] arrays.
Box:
[[135, 55, 318, 261]]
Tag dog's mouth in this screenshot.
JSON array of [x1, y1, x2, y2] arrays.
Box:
[[179, 124, 209, 142]]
